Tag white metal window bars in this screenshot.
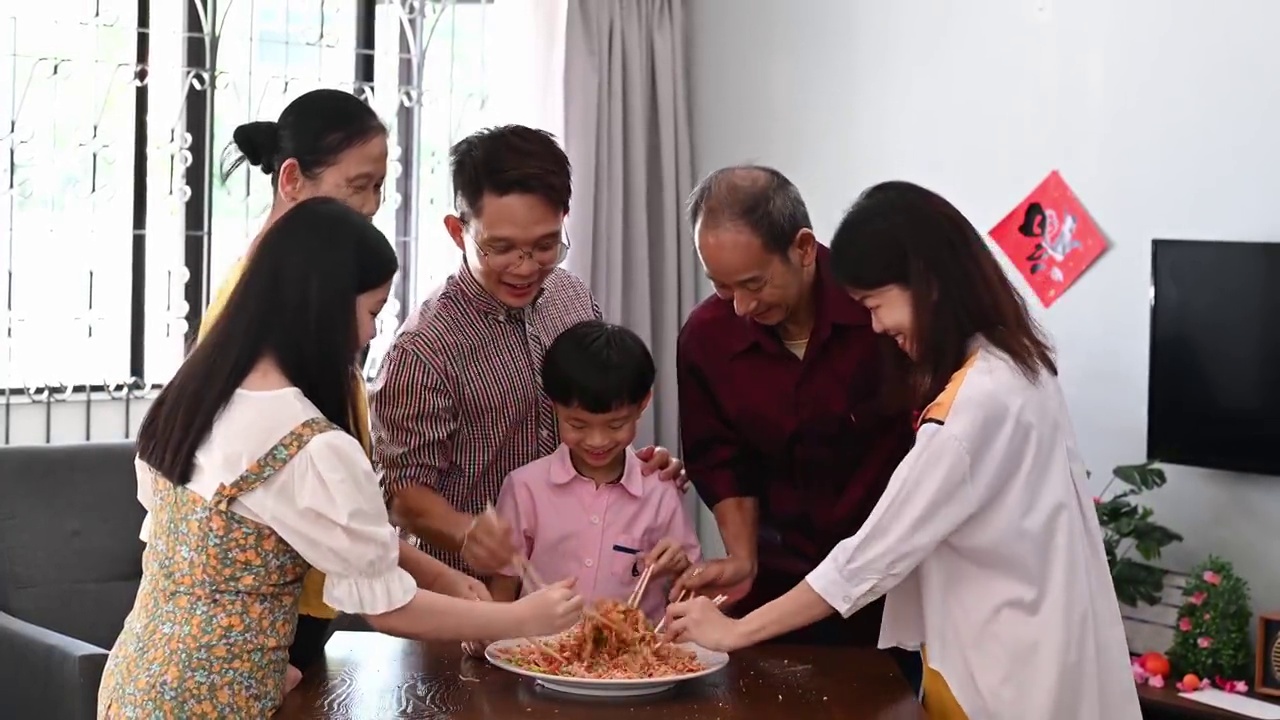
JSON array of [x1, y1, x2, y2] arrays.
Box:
[[0, 0, 489, 445]]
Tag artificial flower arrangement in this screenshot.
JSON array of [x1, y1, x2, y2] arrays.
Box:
[[1164, 556, 1253, 694], [1131, 654, 1248, 694]]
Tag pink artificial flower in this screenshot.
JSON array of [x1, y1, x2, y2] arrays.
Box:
[[1179, 617, 1193, 632], [1203, 571, 1222, 586], [1190, 591, 1207, 606], [1198, 636, 1214, 649], [1131, 658, 1150, 684], [1203, 613, 1211, 621], [1218, 679, 1249, 694], [1148, 674, 1165, 689], [1093, 496, 1102, 504]]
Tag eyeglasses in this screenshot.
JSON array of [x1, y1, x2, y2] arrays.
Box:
[[471, 230, 572, 272]]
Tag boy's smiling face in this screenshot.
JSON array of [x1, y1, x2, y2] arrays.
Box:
[[555, 396, 650, 477]]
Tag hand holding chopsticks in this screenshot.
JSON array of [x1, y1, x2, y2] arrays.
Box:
[[655, 593, 734, 651], [655, 591, 725, 634], [482, 504, 621, 633], [461, 504, 519, 575]]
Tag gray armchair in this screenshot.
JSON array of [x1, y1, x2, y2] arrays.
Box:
[[0, 441, 144, 720]]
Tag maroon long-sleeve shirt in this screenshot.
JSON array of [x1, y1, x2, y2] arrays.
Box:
[[677, 246, 914, 646]]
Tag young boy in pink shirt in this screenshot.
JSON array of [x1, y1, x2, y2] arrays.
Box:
[[489, 320, 702, 622]]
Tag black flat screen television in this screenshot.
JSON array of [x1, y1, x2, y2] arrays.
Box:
[[1148, 238, 1280, 476]]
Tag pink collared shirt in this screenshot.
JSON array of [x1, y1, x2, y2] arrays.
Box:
[[494, 444, 703, 622]]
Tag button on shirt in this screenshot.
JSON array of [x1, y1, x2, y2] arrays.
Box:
[[494, 445, 703, 622], [370, 264, 600, 573]]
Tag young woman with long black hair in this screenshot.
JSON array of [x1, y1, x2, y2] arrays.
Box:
[[98, 198, 582, 718], [663, 181, 1140, 719]]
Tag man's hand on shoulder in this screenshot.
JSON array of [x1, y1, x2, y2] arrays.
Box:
[[635, 445, 689, 492]]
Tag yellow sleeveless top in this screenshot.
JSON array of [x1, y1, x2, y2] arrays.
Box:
[[198, 259, 373, 619]]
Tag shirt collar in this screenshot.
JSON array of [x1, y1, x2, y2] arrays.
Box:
[[455, 261, 543, 323], [725, 243, 871, 355], [548, 444, 645, 497]]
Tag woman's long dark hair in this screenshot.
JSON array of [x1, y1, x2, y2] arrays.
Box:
[[829, 180, 1057, 408], [136, 197, 398, 485]]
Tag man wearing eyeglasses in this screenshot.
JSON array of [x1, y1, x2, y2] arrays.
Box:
[[671, 166, 918, 675], [370, 125, 684, 581]]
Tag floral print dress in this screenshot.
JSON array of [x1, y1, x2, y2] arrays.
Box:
[[98, 417, 337, 719]]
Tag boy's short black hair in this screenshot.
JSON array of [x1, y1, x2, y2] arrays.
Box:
[[542, 320, 655, 414]]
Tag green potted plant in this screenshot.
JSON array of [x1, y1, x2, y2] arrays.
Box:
[[1094, 461, 1183, 607], [1167, 556, 1252, 692]]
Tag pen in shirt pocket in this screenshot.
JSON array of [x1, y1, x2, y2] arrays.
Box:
[[613, 544, 642, 577]]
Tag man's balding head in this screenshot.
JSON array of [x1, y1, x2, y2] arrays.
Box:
[[687, 165, 813, 256], [689, 166, 819, 327]]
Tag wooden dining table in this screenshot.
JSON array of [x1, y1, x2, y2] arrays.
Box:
[[274, 631, 927, 719]]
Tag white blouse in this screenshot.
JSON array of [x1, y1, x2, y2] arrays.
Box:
[[136, 387, 417, 616], [805, 341, 1141, 720]]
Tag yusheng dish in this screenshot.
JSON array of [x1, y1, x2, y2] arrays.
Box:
[[494, 598, 704, 680]]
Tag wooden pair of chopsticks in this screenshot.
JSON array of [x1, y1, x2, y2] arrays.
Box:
[[482, 504, 622, 633], [627, 564, 655, 609], [652, 589, 690, 634], [479, 506, 565, 663], [482, 504, 550, 592], [653, 592, 728, 637]]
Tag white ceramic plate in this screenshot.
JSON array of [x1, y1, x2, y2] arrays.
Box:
[[485, 637, 729, 697]]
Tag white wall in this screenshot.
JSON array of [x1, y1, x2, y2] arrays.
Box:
[[689, 0, 1280, 613], [1, 396, 152, 447]]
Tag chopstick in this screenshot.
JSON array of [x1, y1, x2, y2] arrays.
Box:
[[652, 589, 689, 634], [482, 504, 620, 632], [481, 503, 545, 590], [515, 554, 547, 593], [654, 593, 728, 645], [654, 593, 726, 634], [627, 564, 655, 609]]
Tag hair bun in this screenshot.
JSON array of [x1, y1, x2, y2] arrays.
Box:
[[231, 121, 280, 174]]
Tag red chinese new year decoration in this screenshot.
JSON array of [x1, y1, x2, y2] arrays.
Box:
[[988, 171, 1108, 308]]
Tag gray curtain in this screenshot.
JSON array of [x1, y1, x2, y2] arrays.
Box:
[[562, 0, 697, 454]]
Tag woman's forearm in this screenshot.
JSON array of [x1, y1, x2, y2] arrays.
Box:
[[397, 539, 450, 590], [363, 589, 528, 641], [733, 580, 836, 649]]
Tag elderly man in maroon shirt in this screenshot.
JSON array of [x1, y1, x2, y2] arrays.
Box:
[[673, 165, 916, 651]]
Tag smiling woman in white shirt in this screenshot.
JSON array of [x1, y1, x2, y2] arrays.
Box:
[[97, 197, 584, 720], [664, 181, 1141, 720]]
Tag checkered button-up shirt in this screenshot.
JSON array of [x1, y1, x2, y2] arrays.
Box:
[[370, 264, 600, 573]]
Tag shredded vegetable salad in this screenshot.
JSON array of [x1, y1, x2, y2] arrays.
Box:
[[494, 599, 704, 679]]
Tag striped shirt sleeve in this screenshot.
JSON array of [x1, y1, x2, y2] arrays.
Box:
[[369, 337, 457, 500]]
